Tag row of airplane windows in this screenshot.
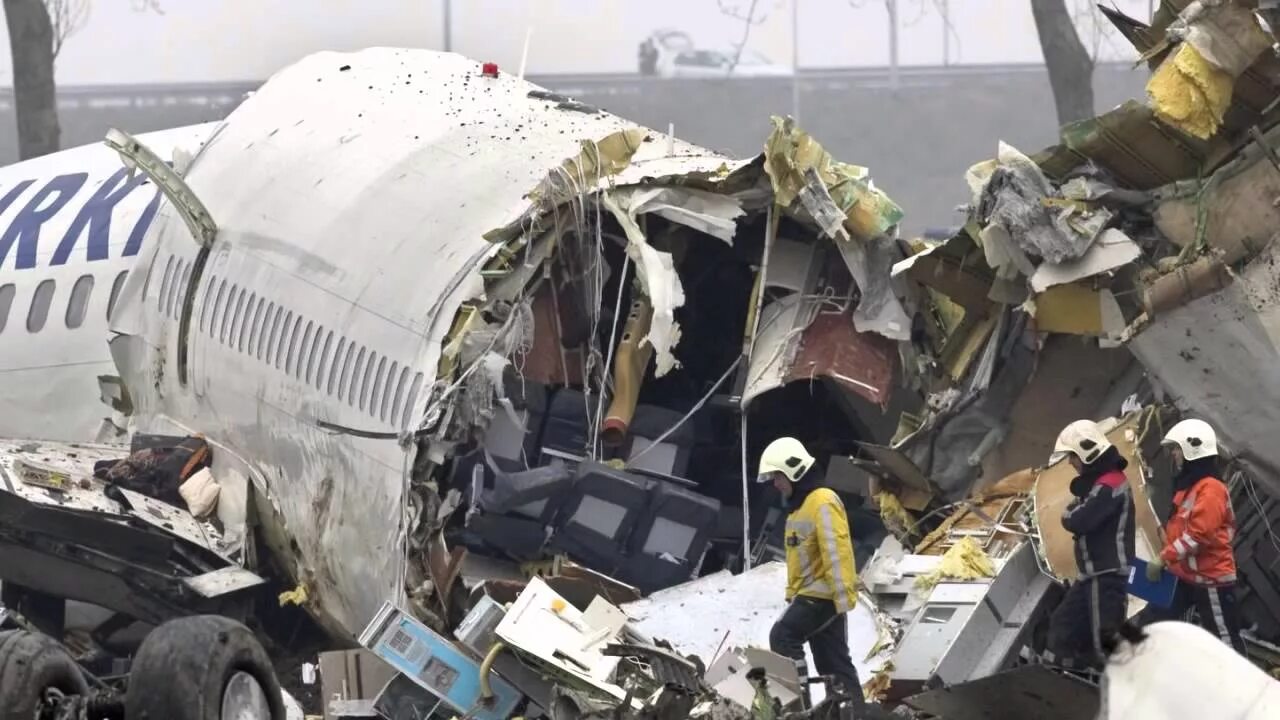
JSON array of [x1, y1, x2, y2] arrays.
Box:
[[156, 255, 424, 430], [0, 271, 130, 335]]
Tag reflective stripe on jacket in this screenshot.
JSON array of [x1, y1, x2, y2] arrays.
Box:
[[1161, 475, 1237, 587], [784, 488, 858, 613]]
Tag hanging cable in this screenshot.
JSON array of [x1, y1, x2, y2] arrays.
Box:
[[625, 356, 742, 468], [741, 411, 752, 572]]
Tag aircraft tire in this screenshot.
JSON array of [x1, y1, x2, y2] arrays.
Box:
[[0, 629, 90, 720], [124, 615, 284, 720]]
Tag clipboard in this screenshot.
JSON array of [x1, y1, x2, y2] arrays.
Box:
[[1127, 558, 1179, 609]]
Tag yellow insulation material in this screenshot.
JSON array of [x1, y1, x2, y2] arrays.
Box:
[[278, 584, 309, 607], [915, 537, 996, 592], [1147, 43, 1233, 140], [876, 491, 915, 540]]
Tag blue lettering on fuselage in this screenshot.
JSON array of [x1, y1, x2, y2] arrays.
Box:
[[0, 171, 162, 271], [52, 168, 153, 266]]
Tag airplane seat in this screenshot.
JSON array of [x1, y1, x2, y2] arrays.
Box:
[[624, 404, 697, 478], [482, 373, 548, 466], [538, 388, 601, 466], [616, 480, 722, 593], [457, 449, 574, 561], [548, 461, 655, 574]]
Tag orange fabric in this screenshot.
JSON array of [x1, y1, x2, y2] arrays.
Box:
[[1161, 476, 1237, 586]]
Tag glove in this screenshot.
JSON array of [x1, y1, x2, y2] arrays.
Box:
[[1146, 557, 1165, 583]]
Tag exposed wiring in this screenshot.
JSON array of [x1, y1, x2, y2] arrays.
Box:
[[625, 356, 742, 469], [1238, 469, 1280, 557]]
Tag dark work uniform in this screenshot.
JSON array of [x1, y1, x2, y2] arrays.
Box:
[[1045, 448, 1136, 670]]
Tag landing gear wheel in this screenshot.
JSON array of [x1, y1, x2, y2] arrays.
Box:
[[124, 615, 285, 720], [0, 629, 90, 720]]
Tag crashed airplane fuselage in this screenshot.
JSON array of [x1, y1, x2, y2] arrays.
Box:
[[106, 48, 919, 639]]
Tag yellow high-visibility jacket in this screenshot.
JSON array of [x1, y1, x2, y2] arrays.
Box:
[[784, 487, 858, 613]]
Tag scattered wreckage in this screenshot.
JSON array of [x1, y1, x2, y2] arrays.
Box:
[[6, 1, 1280, 717]]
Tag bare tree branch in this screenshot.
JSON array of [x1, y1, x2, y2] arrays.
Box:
[[717, 0, 771, 75], [44, 0, 89, 59]]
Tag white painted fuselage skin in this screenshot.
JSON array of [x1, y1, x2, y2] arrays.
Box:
[[112, 48, 732, 638], [0, 124, 217, 442]]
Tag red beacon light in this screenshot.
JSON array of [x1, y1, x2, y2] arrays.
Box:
[[481, 62, 499, 78]]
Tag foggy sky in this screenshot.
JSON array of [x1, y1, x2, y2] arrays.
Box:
[[0, 0, 1151, 86]]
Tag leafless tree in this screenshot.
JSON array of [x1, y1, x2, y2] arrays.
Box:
[[716, 0, 773, 75], [3, 0, 161, 160], [849, 0, 1106, 125]]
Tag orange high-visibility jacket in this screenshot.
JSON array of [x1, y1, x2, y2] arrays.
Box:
[[1160, 475, 1237, 587]]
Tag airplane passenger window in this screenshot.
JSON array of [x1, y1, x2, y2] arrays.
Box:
[[306, 326, 325, 385], [27, 279, 55, 333], [107, 271, 128, 321], [293, 321, 313, 378], [158, 255, 175, 313], [252, 301, 270, 359], [390, 366, 410, 424], [371, 356, 388, 418], [275, 312, 295, 370], [165, 260, 184, 318], [359, 352, 378, 412], [175, 263, 192, 318], [65, 274, 95, 329], [210, 280, 227, 338], [349, 347, 367, 408], [240, 294, 258, 353], [380, 361, 398, 422], [0, 284, 15, 334], [265, 305, 283, 365], [199, 275, 219, 332], [227, 288, 245, 345], [401, 372, 424, 430], [315, 330, 334, 390], [329, 338, 348, 397], [221, 286, 241, 345]]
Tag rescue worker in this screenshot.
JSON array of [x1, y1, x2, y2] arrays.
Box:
[[1044, 420, 1136, 670], [757, 437, 863, 706], [1138, 419, 1246, 654]]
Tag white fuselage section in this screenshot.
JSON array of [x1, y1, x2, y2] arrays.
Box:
[[0, 124, 217, 442], [110, 48, 732, 638]]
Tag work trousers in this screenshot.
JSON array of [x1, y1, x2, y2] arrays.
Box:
[[1046, 573, 1128, 670], [1134, 582, 1247, 655], [769, 596, 863, 705]]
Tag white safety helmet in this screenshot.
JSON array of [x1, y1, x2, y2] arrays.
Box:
[[1052, 419, 1113, 465], [1162, 418, 1219, 461], [757, 437, 815, 484]]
